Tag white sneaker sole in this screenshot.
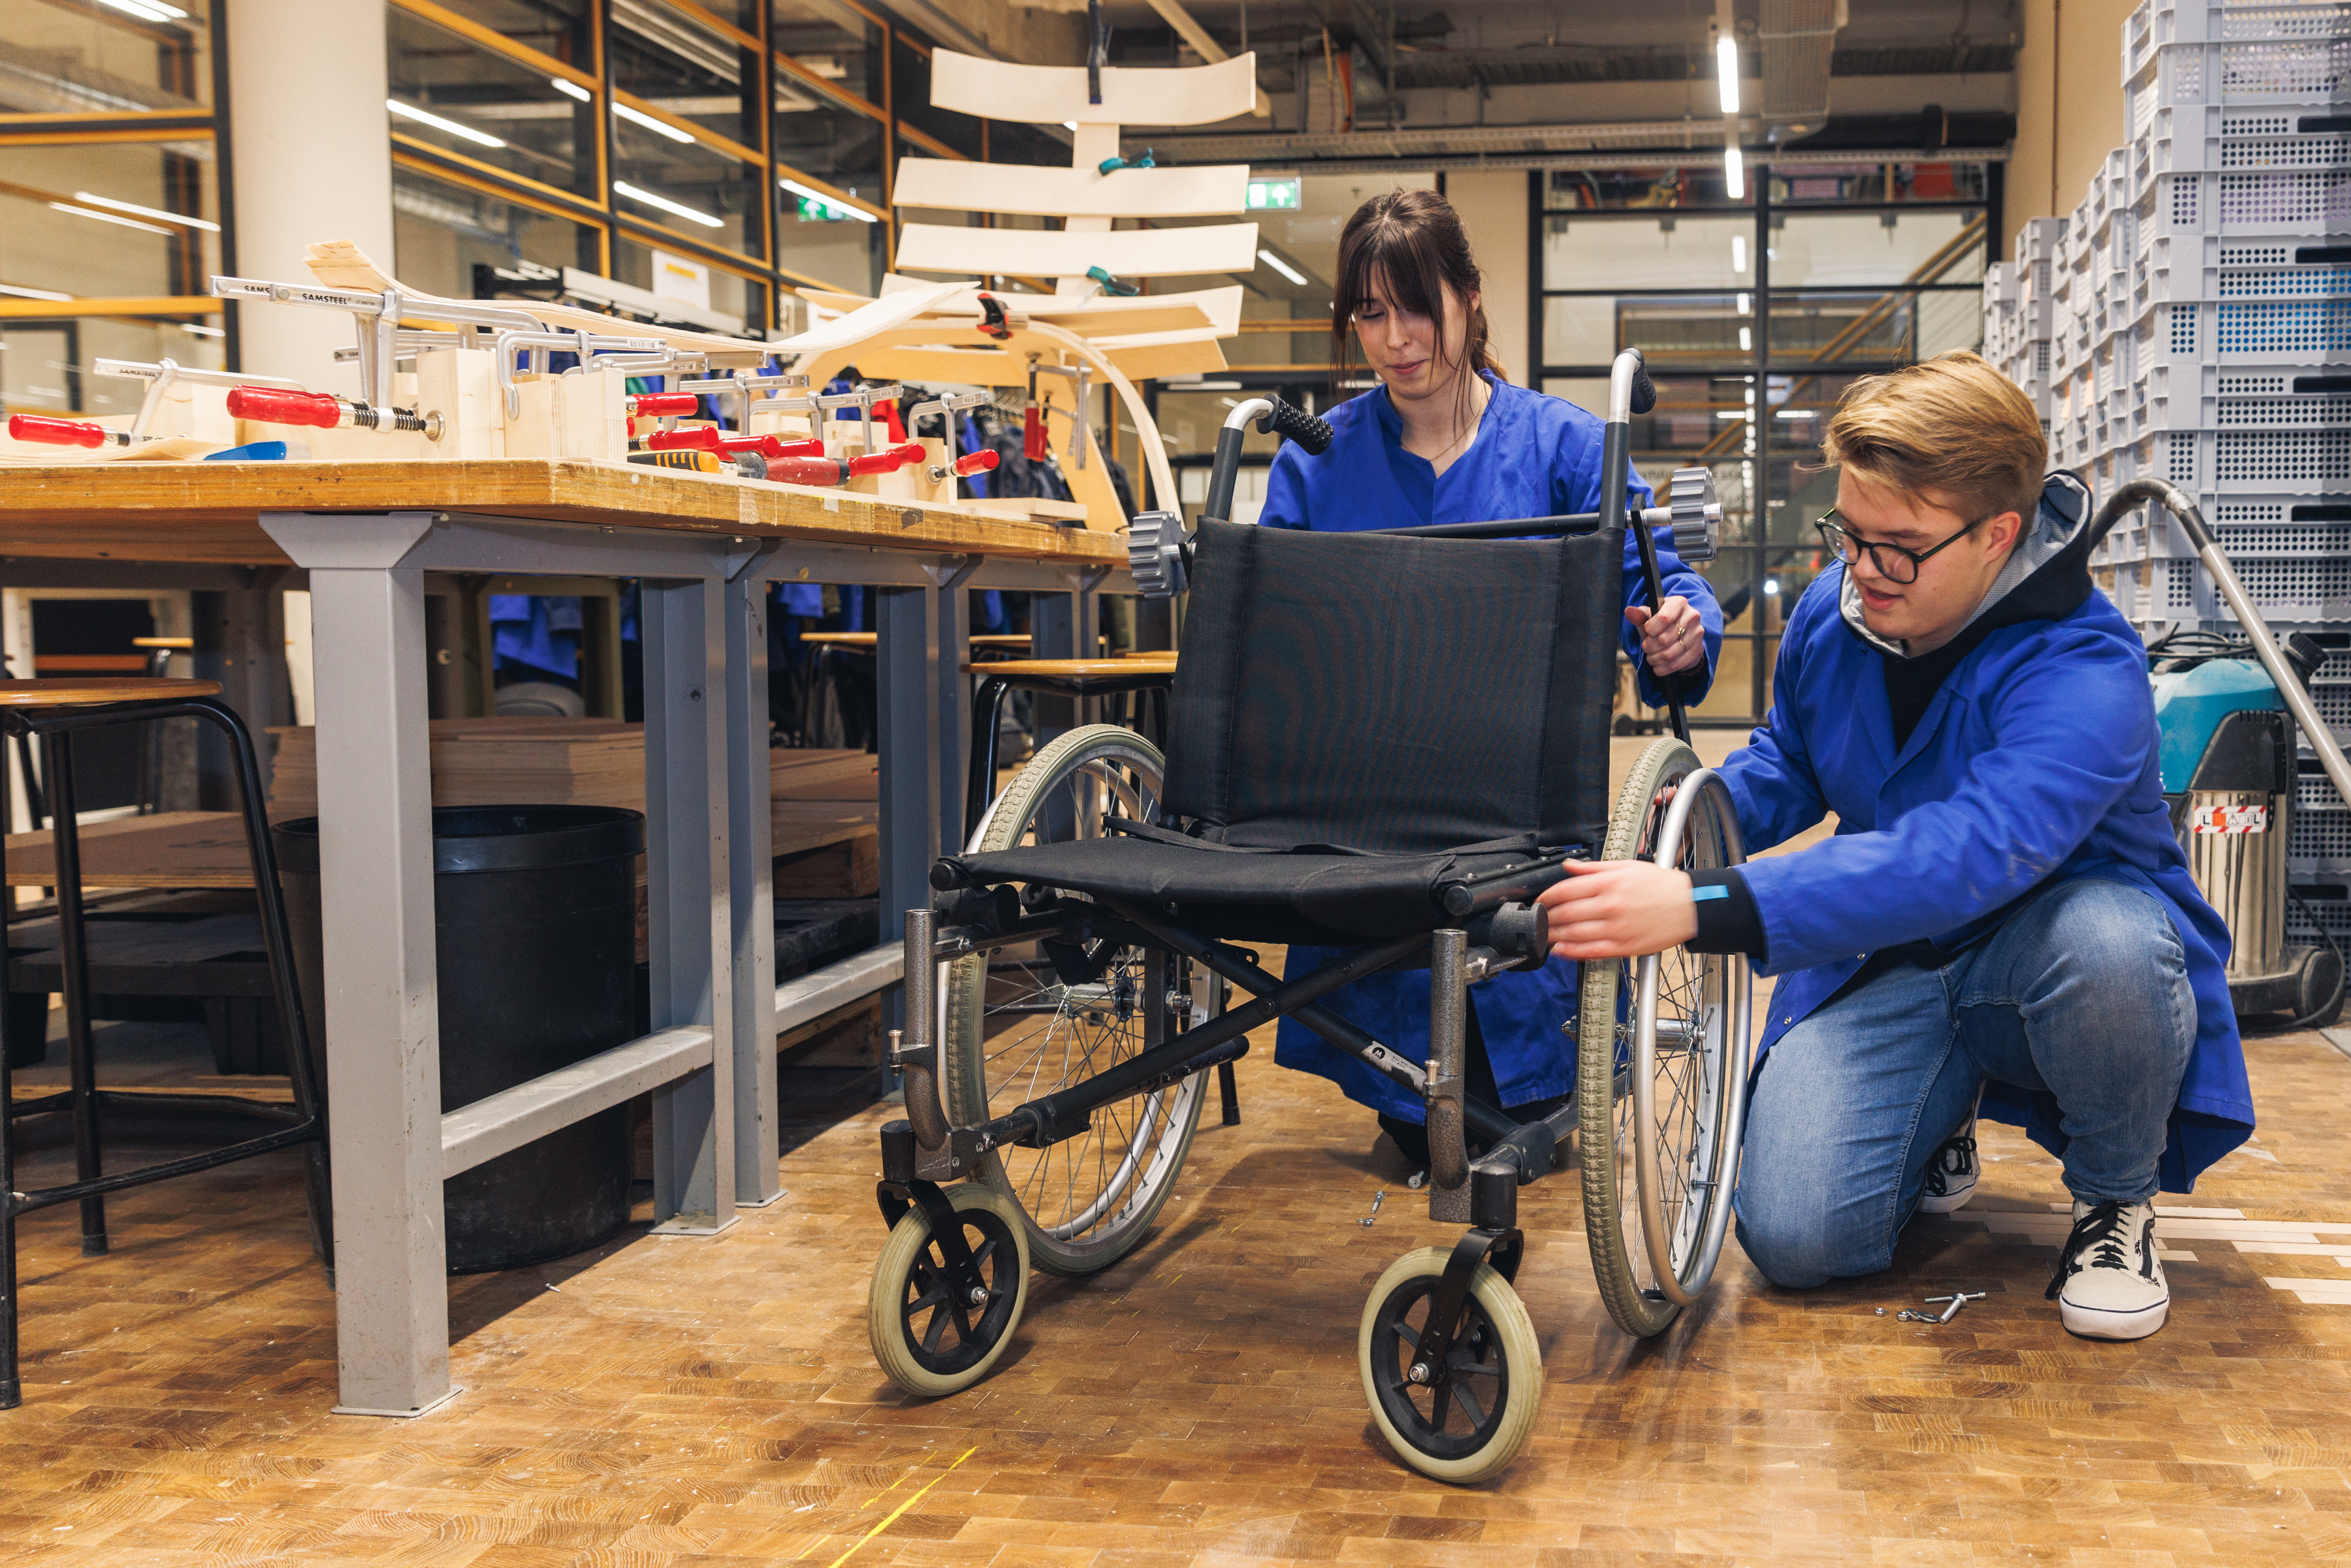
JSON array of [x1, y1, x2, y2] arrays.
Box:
[[2059, 1295, 2168, 1340], [1919, 1182, 1977, 1215]]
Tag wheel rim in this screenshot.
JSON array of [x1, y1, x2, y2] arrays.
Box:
[[1629, 771, 1751, 1305], [896, 1204, 1022, 1377], [965, 734, 1205, 1255], [1365, 1274, 1511, 1462]]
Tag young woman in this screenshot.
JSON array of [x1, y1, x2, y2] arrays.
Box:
[[1258, 187, 1723, 1163]]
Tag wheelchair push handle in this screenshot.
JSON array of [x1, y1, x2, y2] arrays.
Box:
[[1133, 394, 1335, 600], [1201, 394, 1330, 527], [1605, 348, 1688, 743]]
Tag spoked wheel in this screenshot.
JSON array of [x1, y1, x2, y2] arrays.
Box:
[[944, 724, 1217, 1276], [1578, 737, 1753, 1338], [1359, 1247, 1543, 1484], [867, 1185, 1031, 1397]]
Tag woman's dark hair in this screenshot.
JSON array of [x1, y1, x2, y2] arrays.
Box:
[[1330, 188, 1504, 419]]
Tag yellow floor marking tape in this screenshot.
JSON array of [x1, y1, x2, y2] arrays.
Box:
[[823, 1447, 980, 1568]]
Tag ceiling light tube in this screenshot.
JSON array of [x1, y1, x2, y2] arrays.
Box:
[[72, 191, 219, 232], [1731, 234, 1747, 273], [97, 0, 185, 20], [1258, 248, 1307, 286], [181, 323, 225, 338], [551, 76, 592, 103], [387, 98, 507, 149], [50, 201, 172, 236], [1724, 143, 1746, 200], [780, 176, 876, 221], [1716, 35, 1740, 115], [615, 101, 696, 144], [614, 180, 723, 229], [0, 283, 72, 302]]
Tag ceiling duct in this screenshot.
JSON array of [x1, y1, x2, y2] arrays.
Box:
[[1759, 0, 1846, 144]]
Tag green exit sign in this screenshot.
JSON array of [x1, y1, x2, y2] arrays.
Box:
[[1246, 176, 1301, 210], [795, 194, 852, 222]]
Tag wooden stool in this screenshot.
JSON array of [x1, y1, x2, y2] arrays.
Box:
[[0, 679, 326, 1410], [959, 656, 1236, 1128]]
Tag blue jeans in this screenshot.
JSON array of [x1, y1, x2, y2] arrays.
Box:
[[1733, 877, 2198, 1288]]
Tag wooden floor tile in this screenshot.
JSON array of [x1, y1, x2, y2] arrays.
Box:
[[4, 975, 2351, 1565]]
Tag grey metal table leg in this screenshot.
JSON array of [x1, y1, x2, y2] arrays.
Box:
[[725, 573, 780, 1208], [306, 542, 456, 1418], [1031, 592, 1075, 748], [935, 581, 971, 858], [876, 584, 941, 1045], [644, 576, 738, 1237]]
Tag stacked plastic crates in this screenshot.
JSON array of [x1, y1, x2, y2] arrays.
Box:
[[1987, 218, 2067, 443], [2085, 0, 2351, 945]]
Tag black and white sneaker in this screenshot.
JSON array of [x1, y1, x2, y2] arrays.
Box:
[[1918, 1095, 1981, 1214], [2045, 1198, 2168, 1341]]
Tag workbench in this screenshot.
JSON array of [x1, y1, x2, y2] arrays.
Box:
[[0, 458, 1130, 1418]]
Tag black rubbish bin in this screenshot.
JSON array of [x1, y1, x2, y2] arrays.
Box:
[[275, 805, 644, 1273]]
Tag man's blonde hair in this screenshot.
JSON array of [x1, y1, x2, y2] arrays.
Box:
[[1821, 350, 2047, 524]]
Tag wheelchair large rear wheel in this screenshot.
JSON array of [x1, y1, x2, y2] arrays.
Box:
[[943, 724, 1215, 1276], [1577, 737, 1753, 1338]]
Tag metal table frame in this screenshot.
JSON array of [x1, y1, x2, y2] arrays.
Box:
[[241, 508, 1121, 1418]]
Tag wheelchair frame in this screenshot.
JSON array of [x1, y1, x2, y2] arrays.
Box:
[[866, 349, 1746, 1482]]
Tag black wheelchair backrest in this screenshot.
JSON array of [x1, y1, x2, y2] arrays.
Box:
[[1163, 519, 1623, 856]]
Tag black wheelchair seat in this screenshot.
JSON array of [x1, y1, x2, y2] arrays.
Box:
[[941, 517, 1624, 940], [949, 830, 1545, 944]]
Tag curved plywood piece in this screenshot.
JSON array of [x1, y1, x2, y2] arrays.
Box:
[[844, 335, 1223, 387], [797, 283, 1244, 341], [775, 279, 974, 353], [895, 222, 1258, 281], [929, 50, 1258, 128], [891, 157, 1249, 219], [303, 241, 771, 366]]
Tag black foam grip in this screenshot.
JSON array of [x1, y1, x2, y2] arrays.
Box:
[[1629, 365, 1657, 416], [1259, 396, 1335, 456]]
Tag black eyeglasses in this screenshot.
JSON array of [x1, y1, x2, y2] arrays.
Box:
[[1814, 509, 1991, 585]]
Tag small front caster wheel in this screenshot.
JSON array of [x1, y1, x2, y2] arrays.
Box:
[[868, 1185, 1031, 1397], [1358, 1246, 1543, 1484]]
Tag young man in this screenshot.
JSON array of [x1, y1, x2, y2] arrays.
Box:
[[1539, 351, 2255, 1341]]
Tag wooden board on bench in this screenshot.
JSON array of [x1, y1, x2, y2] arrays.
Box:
[[5, 812, 259, 888]]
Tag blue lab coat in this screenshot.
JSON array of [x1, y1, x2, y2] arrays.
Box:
[[1259, 372, 1723, 1117], [1719, 481, 2253, 1189]]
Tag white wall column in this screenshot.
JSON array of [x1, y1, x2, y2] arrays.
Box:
[[226, 0, 394, 392], [1446, 171, 1532, 391]]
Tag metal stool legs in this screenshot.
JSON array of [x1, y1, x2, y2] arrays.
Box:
[[41, 731, 106, 1255], [0, 695, 327, 1410]]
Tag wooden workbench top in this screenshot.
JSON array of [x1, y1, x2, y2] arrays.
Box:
[[0, 458, 1130, 568]]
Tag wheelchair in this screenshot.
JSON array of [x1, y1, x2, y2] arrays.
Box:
[[863, 350, 1751, 1483]]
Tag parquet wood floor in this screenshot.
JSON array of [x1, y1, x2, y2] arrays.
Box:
[[6, 735, 2351, 1565], [5, 1010, 2351, 1565]]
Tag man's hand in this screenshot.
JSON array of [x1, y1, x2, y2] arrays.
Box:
[[1537, 858, 1699, 959], [1626, 594, 1706, 677]]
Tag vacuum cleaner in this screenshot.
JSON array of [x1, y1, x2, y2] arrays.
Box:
[[2091, 477, 2350, 1028]]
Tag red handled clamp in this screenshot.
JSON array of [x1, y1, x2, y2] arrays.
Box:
[[227, 386, 443, 441], [8, 414, 132, 449]]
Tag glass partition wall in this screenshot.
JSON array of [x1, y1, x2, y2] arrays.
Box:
[[1539, 161, 1993, 725], [0, 0, 952, 396], [382, 0, 907, 334], [0, 0, 227, 414]]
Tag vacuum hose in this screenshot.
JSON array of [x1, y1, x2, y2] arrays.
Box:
[[2094, 477, 2351, 814]]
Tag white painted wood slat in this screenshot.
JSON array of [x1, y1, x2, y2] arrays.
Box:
[[928, 50, 1258, 128], [893, 222, 1258, 281], [891, 157, 1249, 219]]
